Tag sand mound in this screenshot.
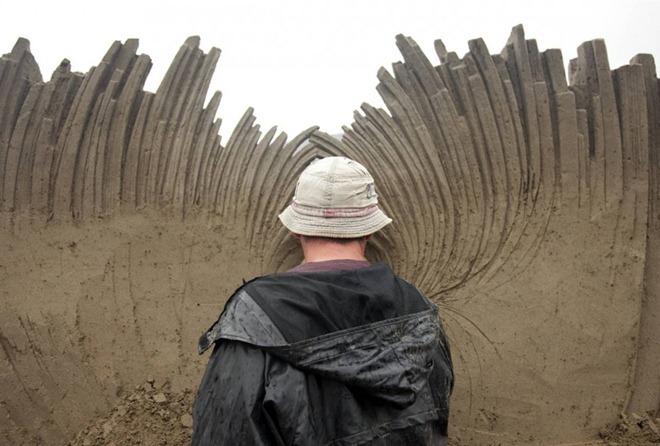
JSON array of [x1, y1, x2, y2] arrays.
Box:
[[599, 413, 660, 446], [68, 379, 193, 446], [67, 389, 660, 446]]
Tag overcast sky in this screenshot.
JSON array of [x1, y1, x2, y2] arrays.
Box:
[[3, 0, 660, 136]]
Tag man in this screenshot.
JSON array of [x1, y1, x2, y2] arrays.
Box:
[[193, 156, 454, 445]]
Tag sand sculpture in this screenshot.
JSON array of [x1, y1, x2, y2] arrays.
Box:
[[0, 25, 658, 445]]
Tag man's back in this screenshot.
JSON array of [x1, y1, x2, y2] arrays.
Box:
[[193, 262, 453, 445]]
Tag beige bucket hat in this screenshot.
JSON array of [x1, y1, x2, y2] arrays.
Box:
[[278, 156, 392, 238]]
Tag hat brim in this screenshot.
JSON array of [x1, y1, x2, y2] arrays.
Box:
[[278, 204, 392, 238]]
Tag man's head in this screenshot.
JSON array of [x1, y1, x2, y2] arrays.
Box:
[[278, 156, 391, 261]]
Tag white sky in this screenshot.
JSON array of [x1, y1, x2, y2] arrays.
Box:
[[3, 0, 660, 136]]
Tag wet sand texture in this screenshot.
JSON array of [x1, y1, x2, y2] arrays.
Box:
[[0, 25, 658, 445]]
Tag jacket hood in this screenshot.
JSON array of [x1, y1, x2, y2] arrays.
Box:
[[270, 307, 440, 407], [199, 263, 443, 408]]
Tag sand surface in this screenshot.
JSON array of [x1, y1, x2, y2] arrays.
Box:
[[66, 380, 660, 446], [1, 24, 659, 445]]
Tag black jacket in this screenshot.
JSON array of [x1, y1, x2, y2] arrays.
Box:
[[192, 262, 453, 445]]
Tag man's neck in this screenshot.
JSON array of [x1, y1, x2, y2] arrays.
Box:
[[301, 245, 367, 263], [299, 236, 368, 264], [302, 253, 368, 263]]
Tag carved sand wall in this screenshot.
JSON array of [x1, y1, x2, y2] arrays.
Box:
[[0, 25, 658, 445]]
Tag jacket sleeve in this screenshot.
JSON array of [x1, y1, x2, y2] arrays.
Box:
[[192, 340, 279, 446]]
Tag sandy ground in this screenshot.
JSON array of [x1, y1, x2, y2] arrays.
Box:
[[66, 379, 659, 446], [67, 379, 194, 446]]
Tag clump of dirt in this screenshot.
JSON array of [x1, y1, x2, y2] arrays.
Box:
[[599, 412, 660, 445], [68, 378, 194, 446]]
